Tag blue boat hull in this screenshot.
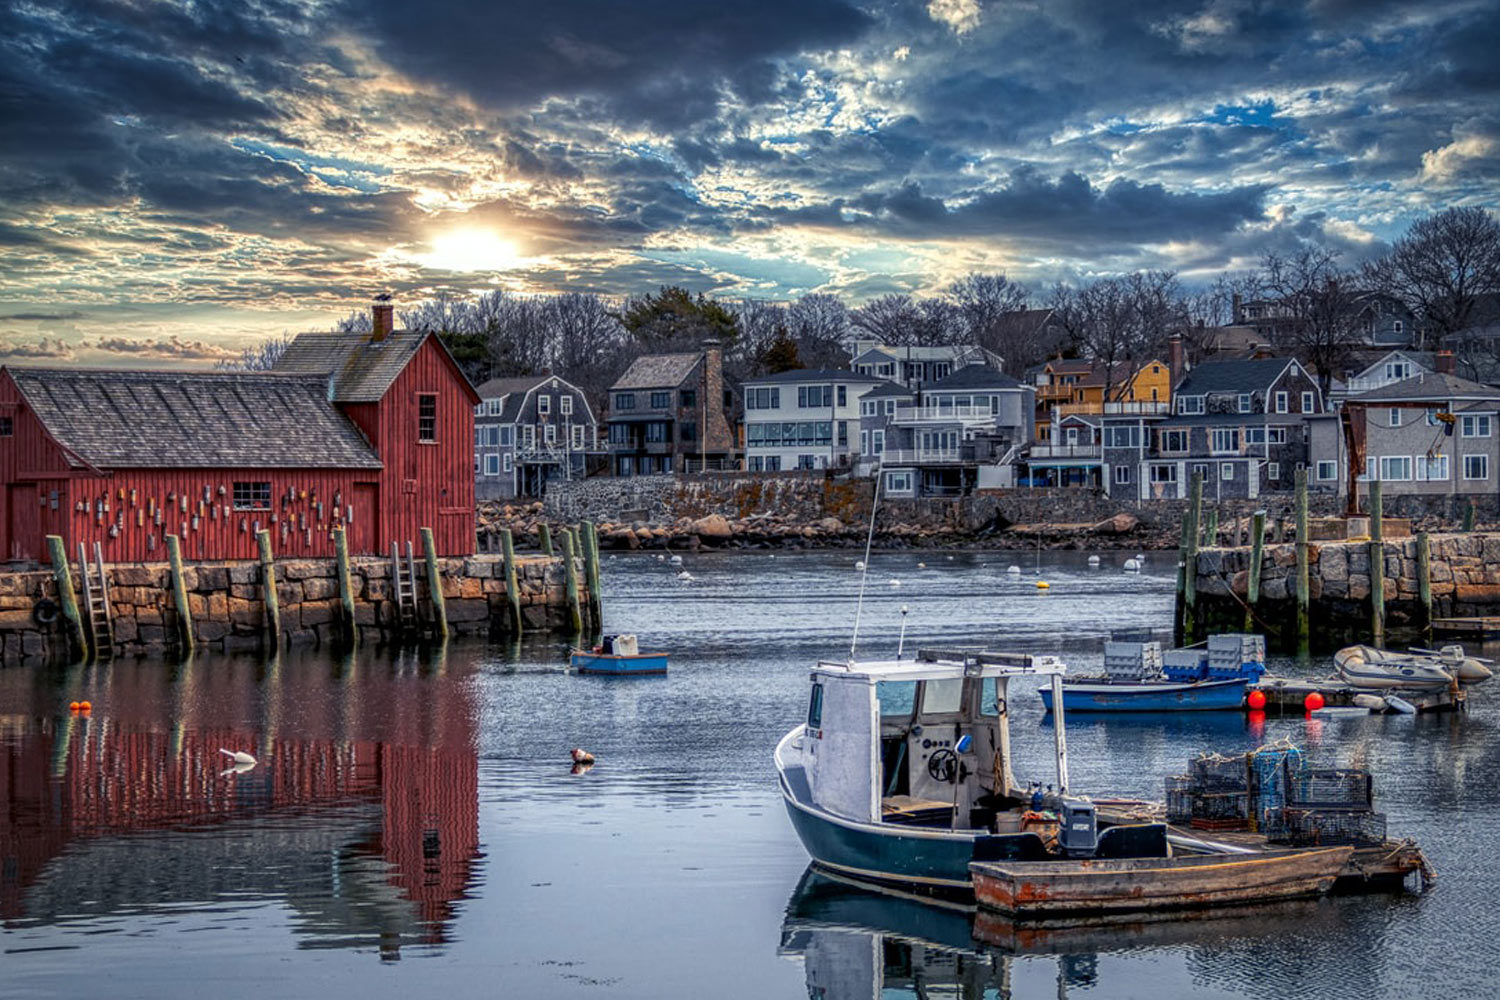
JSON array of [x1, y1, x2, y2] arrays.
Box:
[[570, 651, 668, 675], [1040, 677, 1248, 712]]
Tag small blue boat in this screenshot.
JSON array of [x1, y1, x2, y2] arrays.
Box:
[[1040, 633, 1265, 713], [570, 633, 667, 675], [1040, 676, 1250, 713]]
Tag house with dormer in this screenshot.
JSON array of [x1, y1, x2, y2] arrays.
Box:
[[473, 373, 598, 499]]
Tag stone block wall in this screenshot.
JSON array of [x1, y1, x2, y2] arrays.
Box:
[[0, 553, 590, 665]]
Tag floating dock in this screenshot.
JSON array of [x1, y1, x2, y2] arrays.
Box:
[[1250, 676, 1466, 714], [1431, 617, 1500, 641]]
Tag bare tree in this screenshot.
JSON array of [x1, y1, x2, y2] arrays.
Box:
[[1365, 206, 1500, 347], [785, 294, 852, 368], [216, 332, 296, 371], [1255, 248, 1362, 396], [542, 292, 628, 402], [731, 299, 788, 376], [851, 293, 921, 345], [1048, 272, 1185, 399], [946, 273, 1032, 375]]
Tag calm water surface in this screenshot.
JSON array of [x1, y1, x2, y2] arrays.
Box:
[[2, 550, 1497, 999]]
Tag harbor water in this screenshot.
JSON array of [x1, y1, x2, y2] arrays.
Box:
[[3, 550, 1498, 998]]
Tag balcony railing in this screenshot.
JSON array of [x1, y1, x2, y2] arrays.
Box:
[[1028, 443, 1102, 460], [1054, 401, 1171, 417], [882, 447, 968, 465], [891, 404, 997, 424]]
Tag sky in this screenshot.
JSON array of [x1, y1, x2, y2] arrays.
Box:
[[2, 0, 1497, 365]]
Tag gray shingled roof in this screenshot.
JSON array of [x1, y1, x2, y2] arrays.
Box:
[[1353, 371, 1500, 402], [1176, 358, 1293, 394], [610, 352, 700, 390], [863, 380, 915, 399], [6, 367, 382, 470], [925, 364, 1025, 391], [274, 329, 468, 403], [476, 375, 548, 399]]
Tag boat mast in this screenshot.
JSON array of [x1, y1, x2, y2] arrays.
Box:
[[1050, 673, 1070, 793], [848, 463, 883, 662]]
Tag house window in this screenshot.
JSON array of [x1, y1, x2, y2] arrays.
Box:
[[538, 395, 551, 415], [561, 396, 573, 416], [503, 454, 513, 473], [1268, 462, 1280, 481], [1394, 320, 1404, 334], [679, 389, 696, 408], [0, 415, 13, 436], [1461, 415, 1492, 438], [522, 425, 535, 449], [1177, 396, 1204, 415], [837, 385, 847, 407], [885, 400, 896, 416], [1150, 465, 1177, 484], [483, 454, 500, 476], [872, 430, 885, 455], [418, 393, 437, 442], [1389, 408, 1402, 427], [1221, 462, 1235, 481], [797, 454, 817, 470], [798, 385, 833, 408], [650, 391, 671, 409], [645, 422, 669, 443], [838, 421, 848, 447], [1159, 429, 1188, 453], [544, 423, 556, 445], [1211, 428, 1240, 454], [1238, 394, 1251, 413], [499, 426, 513, 446], [487, 399, 504, 416], [764, 456, 780, 471], [615, 392, 636, 410], [1302, 391, 1315, 413], [1317, 460, 1337, 481], [885, 471, 913, 493], [1114, 466, 1130, 485], [1464, 454, 1489, 480], [680, 421, 696, 442], [1275, 391, 1288, 413], [232, 481, 271, 510], [860, 430, 869, 454], [1417, 454, 1449, 481], [860, 400, 876, 417], [571, 425, 584, 449], [1193, 463, 1209, 482]]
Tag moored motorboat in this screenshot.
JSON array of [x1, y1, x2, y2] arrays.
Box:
[[1334, 646, 1456, 690], [1042, 633, 1264, 713], [1041, 676, 1249, 712], [969, 846, 1352, 916], [570, 633, 668, 675]]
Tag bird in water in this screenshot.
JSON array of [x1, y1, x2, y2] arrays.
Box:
[[219, 748, 256, 766], [571, 748, 595, 765]]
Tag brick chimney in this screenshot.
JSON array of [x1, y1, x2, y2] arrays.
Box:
[[371, 295, 394, 342], [1436, 350, 1455, 375]]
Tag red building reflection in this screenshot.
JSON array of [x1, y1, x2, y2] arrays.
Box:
[[0, 652, 482, 953]]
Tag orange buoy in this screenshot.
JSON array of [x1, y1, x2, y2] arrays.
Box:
[[69, 701, 80, 712], [1303, 691, 1325, 712], [1247, 689, 1267, 710], [79, 701, 92, 712]]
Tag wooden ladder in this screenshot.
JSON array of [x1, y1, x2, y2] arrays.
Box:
[[390, 541, 420, 636], [77, 541, 115, 662]]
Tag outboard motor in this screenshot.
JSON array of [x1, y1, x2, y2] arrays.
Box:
[[1058, 796, 1098, 858]]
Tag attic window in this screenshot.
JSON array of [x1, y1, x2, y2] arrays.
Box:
[[233, 482, 271, 511], [418, 393, 438, 442]]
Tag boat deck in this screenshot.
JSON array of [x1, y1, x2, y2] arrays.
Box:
[[1432, 616, 1500, 641]]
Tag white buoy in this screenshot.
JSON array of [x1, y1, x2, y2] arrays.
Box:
[[1135, 553, 1146, 563], [677, 570, 694, 581], [656, 553, 665, 561], [1007, 565, 1021, 575], [1123, 559, 1140, 572], [1088, 555, 1101, 566], [917, 561, 926, 569], [946, 555, 955, 561], [888, 578, 901, 587], [219, 748, 256, 766], [669, 554, 683, 566], [855, 560, 866, 571]]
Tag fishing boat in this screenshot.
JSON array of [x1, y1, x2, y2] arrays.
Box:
[[968, 846, 1351, 917], [1040, 633, 1264, 713], [569, 634, 668, 675], [1334, 644, 1491, 689]]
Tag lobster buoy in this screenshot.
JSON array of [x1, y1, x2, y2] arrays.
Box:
[[32, 599, 59, 627]]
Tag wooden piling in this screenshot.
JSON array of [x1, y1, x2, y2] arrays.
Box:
[[1204, 508, 1219, 547], [1173, 511, 1190, 647], [1417, 530, 1432, 643], [501, 528, 523, 636], [1369, 479, 1383, 542], [421, 527, 449, 640], [1294, 468, 1310, 656], [561, 528, 583, 634], [45, 535, 85, 662], [256, 529, 280, 649], [538, 522, 554, 557], [1245, 510, 1266, 632], [581, 520, 601, 628], [1369, 479, 1384, 649], [1183, 472, 1203, 643], [166, 534, 194, 656], [334, 525, 357, 648], [1463, 499, 1476, 533]]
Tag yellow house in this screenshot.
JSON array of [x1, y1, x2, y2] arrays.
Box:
[[1034, 358, 1172, 441]]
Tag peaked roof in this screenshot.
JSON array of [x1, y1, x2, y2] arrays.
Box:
[[475, 373, 592, 424], [4, 367, 382, 470], [741, 367, 883, 385], [1175, 357, 1296, 394], [476, 375, 549, 399], [610, 352, 701, 390], [923, 363, 1025, 391], [862, 380, 915, 399], [1353, 371, 1500, 402], [275, 328, 478, 403]]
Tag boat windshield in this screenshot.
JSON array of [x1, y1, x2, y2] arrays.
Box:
[[922, 678, 964, 714], [980, 677, 1001, 716], [876, 680, 916, 717]]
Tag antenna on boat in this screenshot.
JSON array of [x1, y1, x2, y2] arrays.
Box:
[[849, 463, 883, 663], [896, 605, 909, 660]]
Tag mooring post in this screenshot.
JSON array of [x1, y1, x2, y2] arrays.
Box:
[[256, 529, 280, 650], [166, 534, 194, 656], [1184, 472, 1203, 643], [1417, 530, 1432, 644], [1204, 507, 1219, 547], [581, 520, 602, 629], [1463, 499, 1476, 533], [334, 525, 357, 648], [560, 528, 583, 634], [1294, 468, 1310, 656], [1173, 511, 1190, 647], [421, 527, 449, 640], [501, 527, 523, 637], [45, 535, 85, 662], [538, 522, 554, 557], [1245, 510, 1266, 632], [1370, 480, 1385, 649]]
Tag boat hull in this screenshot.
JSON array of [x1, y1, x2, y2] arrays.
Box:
[[570, 651, 668, 675], [1040, 677, 1247, 712], [1334, 646, 1451, 690], [970, 846, 1353, 916]]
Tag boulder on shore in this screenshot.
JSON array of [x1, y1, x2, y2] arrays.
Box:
[[1092, 512, 1139, 535], [691, 514, 733, 540]]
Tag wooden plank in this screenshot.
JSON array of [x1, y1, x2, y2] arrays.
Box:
[[422, 526, 449, 640]]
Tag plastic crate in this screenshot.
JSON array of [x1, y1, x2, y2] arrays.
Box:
[[1163, 649, 1207, 683], [1279, 808, 1387, 846], [1286, 768, 1373, 810]]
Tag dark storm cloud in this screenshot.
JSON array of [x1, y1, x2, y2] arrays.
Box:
[[344, 0, 874, 128], [1, 311, 85, 322]]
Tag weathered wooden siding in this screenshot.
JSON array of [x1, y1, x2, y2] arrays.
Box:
[[373, 338, 476, 556], [1, 370, 77, 561]]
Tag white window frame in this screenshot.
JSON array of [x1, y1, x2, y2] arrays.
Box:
[[1238, 393, 1251, 413], [1316, 460, 1337, 481], [1114, 465, 1130, 485], [1274, 391, 1288, 414], [860, 430, 869, 454], [1220, 462, 1235, 481], [1462, 415, 1493, 438], [561, 396, 573, 416], [1268, 462, 1280, 481], [1150, 464, 1177, 484], [1211, 428, 1239, 455], [503, 453, 513, 473], [544, 423, 556, 445], [872, 429, 884, 455], [1177, 396, 1204, 415], [571, 425, 584, 449], [483, 453, 500, 477], [1464, 454, 1489, 480], [1388, 408, 1401, 427], [487, 398, 504, 416], [538, 395, 550, 416], [1379, 455, 1412, 481], [1416, 454, 1449, 481], [521, 425, 535, 449], [885, 471, 913, 493], [1301, 391, 1314, 413]]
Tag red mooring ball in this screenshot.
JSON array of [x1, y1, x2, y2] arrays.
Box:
[[1247, 689, 1267, 710], [1304, 691, 1326, 712]]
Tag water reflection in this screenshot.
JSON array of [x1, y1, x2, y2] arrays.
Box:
[[0, 648, 482, 958], [780, 867, 1394, 1000]]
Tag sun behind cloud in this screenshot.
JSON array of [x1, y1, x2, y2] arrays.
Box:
[[419, 230, 521, 272]]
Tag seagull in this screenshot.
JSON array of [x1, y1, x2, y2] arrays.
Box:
[[677, 570, 694, 581], [219, 748, 256, 766], [570, 748, 595, 764]]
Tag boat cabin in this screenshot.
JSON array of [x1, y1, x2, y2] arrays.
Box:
[[798, 652, 1068, 833]]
